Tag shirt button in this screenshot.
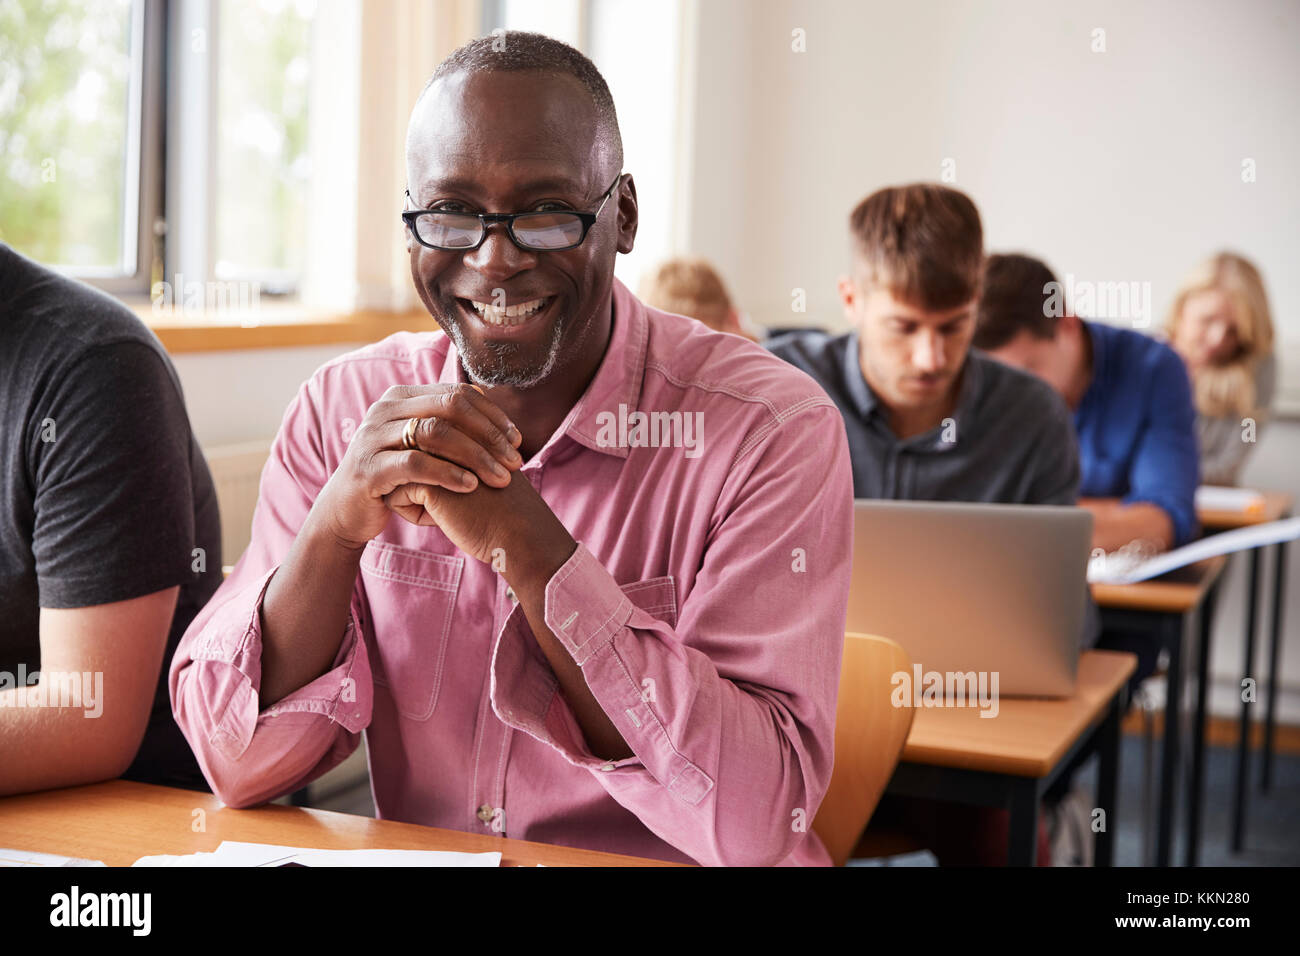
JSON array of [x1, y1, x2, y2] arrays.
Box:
[[505, 586, 517, 604], [476, 804, 494, 823], [599, 763, 616, 772]]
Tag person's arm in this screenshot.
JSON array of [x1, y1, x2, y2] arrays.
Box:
[[1116, 346, 1200, 548], [1079, 497, 1175, 553], [394, 401, 854, 866], [0, 588, 177, 796], [170, 379, 521, 806], [3, 341, 206, 795]]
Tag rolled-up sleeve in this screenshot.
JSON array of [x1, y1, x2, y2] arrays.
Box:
[[169, 378, 372, 807], [490, 402, 854, 866]]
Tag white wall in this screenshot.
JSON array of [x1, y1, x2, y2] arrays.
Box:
[[173, 345, 363, 447], [682, 0, 1300, 408]]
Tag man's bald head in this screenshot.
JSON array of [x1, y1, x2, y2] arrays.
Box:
[[412, 31, 623, 171]]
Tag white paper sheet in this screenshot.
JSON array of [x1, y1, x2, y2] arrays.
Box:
[[1088, 516, 1300, 584], [0, 848, 106, 867], [132, 840, 501, 867]]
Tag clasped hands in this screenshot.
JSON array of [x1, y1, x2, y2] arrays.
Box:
[[315, 384, 574, 584]]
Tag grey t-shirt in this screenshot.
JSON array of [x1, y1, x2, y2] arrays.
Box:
[[0, 243, 221, 789]]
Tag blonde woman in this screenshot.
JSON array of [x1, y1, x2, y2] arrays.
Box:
[[1166, 252, 1276, 486]]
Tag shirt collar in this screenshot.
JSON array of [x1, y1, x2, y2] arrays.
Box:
[[565, 277, 649, 459], [436, 277, 647, 460], [842, 330, 879, 419]]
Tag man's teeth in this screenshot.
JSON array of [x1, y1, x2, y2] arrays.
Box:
[[470, 297, 549, 325]]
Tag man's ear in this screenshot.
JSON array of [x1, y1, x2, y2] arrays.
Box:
[[615, 174, 638, 255]]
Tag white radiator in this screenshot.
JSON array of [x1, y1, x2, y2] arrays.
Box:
[[203, 439, 273, 571]]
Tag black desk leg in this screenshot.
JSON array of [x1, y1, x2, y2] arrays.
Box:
[[1232, 547, 1262, 853], [1156, 613, 1183, 867], [1096, 695, 1121, 867], [1008, 780, 1040, 866], [1262, 540, 1288, 792], [1186, 583, 1218, 867]]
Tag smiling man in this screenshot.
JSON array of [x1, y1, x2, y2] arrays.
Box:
[[170, 32, 853, 867]]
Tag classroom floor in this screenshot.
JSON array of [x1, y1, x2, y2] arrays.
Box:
[[309, 734, 1299, 866], [1072, 734, 1300, 867]]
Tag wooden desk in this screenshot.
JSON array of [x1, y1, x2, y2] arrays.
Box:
[[885, 650, 1137, 867], [1198, 490, 1294, 855], [0, 780, 683, 867], [1091, 555, 1226, 614], [1091, 555, 1226, 867]]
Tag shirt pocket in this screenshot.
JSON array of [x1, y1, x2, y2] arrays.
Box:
[[620, 575, 678, 629], [359, 540, 464, 721]]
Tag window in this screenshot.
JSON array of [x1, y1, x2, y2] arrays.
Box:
[[0, 0, 162, 293], [213, 0, 317, 293]]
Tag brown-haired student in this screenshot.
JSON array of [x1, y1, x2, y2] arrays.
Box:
[[767, 184, 1086, 865]]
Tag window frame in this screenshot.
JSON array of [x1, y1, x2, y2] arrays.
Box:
[[53, 0, 165, 298]]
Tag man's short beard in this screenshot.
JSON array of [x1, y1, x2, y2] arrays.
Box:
[[443, 309, 567, 389]]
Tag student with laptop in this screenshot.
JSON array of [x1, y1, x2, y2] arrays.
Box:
[[975, 252, 1200, 848], [768, 185, 1086, 865], [766, 184, 1080, 507], [974, 253, 1200, 553]]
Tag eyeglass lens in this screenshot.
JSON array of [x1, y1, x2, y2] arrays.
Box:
[[413, 211, 586, 250]]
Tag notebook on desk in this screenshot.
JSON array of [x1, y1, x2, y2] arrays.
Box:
[[846, 500, 1093, 698]]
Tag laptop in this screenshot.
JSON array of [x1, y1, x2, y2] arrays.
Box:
[[846, 499, 1093, 698]]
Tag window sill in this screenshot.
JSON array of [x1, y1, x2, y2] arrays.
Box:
[[130, 301, 440, 353]]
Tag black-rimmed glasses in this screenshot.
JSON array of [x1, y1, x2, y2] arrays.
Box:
[[402, 173, 622, 252]]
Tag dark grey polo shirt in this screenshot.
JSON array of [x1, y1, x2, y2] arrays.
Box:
[[766, 329, 1080, 504]]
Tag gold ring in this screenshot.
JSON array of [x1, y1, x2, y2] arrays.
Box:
[[401, 416, 421, 450]]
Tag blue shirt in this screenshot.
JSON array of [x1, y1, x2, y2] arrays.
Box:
[[1075, 321, 1200, 546]]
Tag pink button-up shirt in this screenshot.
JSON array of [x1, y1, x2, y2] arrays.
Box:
[[170, 279, 853, 866]]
